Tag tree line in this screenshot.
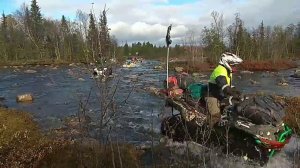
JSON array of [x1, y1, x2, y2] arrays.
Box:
[[0, 0, 114, 65], [201, 11, 300, 62], [0, 1, 299, 65]]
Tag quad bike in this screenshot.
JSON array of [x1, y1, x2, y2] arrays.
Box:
[[161, 92, 293, 165]]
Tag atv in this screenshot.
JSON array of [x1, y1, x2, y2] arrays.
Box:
[[161, 89, 292, 165]]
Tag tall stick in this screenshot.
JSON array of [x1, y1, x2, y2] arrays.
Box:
[[166, 47, 170, 88], [166, 24, 172, 89]]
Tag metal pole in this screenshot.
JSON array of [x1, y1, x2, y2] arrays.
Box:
[[165, 24, 172, 89], [166, 47, 169, 89]]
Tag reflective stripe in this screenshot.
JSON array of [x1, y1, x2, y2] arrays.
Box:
[[229, 96, 233, 105], [221, 84, 229, 91]]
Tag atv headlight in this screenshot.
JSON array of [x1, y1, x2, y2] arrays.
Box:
[[259, 131, 264, 136]]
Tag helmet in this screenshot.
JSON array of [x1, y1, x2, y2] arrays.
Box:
[[219, 52, 243, 72]]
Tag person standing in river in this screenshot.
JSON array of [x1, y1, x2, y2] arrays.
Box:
[[206, 52, 243, 127]]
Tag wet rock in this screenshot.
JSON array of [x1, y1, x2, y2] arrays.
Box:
[[249, 79, 259, 85], [16, 93, 34, 103], [240, 70, 254, 74], [293, 69, 300, 78], [175, 67, 184, 72], [192, 73, 206, 78], [278, 82, 288, 86], [154, 65, 163, 70], [24, 69, 37, 73], [78, 78, 85, 81], [278, 78, 288, 86], [146, 86, 163, 96]]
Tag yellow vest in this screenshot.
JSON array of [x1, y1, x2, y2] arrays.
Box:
[[209, 65, 232, 86]]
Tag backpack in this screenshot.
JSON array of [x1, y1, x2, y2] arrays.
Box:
[[187, 83, 207, 100]]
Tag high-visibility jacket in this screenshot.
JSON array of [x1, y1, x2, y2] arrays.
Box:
[[208, 65, 232, 99]]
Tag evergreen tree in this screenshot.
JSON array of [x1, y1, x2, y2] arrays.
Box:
[[0, 12, 8, 60], [99, 7, 110, 61], [123, 42, 129, 57], [257, 21, 265, 60], [61, 15, 69, 34], [1, 12, 8, 42], [30, 0, 43, 40], [87, 12, 98, 61]]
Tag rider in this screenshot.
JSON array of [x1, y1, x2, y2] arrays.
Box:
[[206, 52, 243, 127]]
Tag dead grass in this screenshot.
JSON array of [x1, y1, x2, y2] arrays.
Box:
[[38, 142, 142, 168], [239, 60, 297, 71], [0, 108, 61, 168], [282, 97, 300, 135], [0, 108, 143, 167]]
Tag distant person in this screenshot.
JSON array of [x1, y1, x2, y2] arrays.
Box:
[[103, 67, 112, 77], [93, 68, 102, 76], [207, 52, 243, 127]]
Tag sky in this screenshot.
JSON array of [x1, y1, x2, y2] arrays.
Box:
[[1, 0, 300, 46]]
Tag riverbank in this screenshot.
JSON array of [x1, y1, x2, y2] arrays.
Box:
[[0, 107, 141, 167], [166, 58, 297, 73], [1, 97, 300, 167], [1, 57, 298, 72]]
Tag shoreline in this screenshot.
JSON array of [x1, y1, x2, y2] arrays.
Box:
[[167, 59, 298, 73], [0, 58, 298, 72]]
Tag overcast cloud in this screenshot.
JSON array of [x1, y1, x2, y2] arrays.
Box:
[[7, 0, 300, 45]]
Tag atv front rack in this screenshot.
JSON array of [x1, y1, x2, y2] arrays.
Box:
[[255, 124, 293, 158]]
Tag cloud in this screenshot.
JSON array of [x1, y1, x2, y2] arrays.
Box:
[[11, 0, 300, 45], [110, 21, 188, 45]]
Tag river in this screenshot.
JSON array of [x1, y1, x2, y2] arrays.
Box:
[[0, 60, 299, 167]]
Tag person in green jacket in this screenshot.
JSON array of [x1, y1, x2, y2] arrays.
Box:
[[207, 52, 243, 127]]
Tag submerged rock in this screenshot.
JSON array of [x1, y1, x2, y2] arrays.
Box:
[[175, 67, 184, 72], [24, 69, 37, 73], [278, 82, 288, 86], [240, 70, 254, 74], [16, 93, 34, 103], [249, 79, 259, 85], [293, 69, 300, 78]]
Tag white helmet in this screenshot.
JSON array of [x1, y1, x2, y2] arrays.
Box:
[[219, 52, 243, 72]]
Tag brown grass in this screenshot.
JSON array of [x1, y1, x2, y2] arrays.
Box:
[[38, 142, 142, 168], [239, 60, 297, 71], [0, 108, 143, 167], [168, 58, 297, 73], [283, 97, 300, 135], [0, 108, 62, 168]]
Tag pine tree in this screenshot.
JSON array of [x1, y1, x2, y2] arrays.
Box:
[[257, 21, 265, 60], [99, 7, 110, 61], [60, 15, 70, 60], [1, 12, 8, 42], [30, 0, 43, 41], [123, 42, 129, 57], [61, 15, 69, 34], [0, 12, 8, 60], [87, 12, 98, 61]]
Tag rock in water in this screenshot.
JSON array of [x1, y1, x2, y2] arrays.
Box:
[[16, 93, 34, 103], [24, 69, 37, 73], [293, 69, 300, 78]]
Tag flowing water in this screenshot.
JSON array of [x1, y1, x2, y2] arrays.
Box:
[[0, 60, 299, 167]]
